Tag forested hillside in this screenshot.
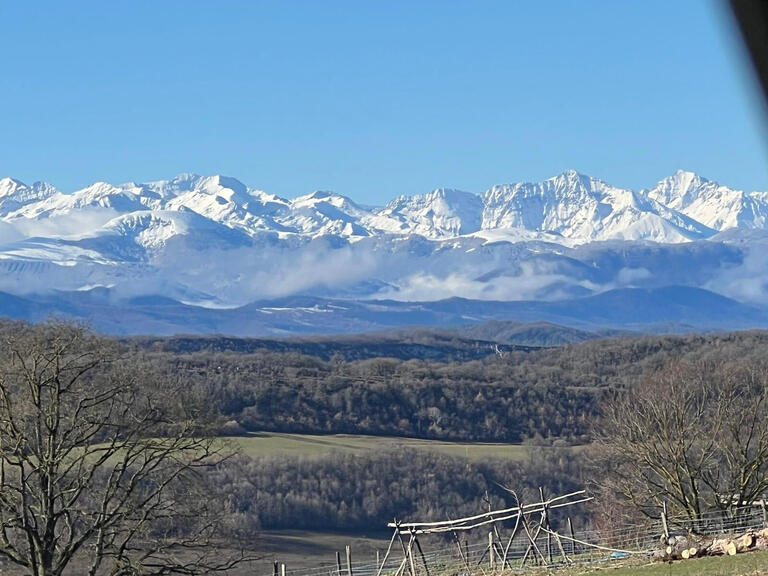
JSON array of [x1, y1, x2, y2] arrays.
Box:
[[213, 448, 584, 532], [2, 319, 767, 536], [136, 329, 768, 443]]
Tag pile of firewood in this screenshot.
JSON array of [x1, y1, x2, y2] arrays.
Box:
[[657, 527, 768, 561]]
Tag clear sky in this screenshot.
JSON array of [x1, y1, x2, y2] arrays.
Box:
[[1, 0, 768, 204]]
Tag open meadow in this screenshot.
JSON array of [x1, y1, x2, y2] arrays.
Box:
[[224, 432, 548, 461]]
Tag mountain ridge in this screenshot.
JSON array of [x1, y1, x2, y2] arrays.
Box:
[[3, 169, 763, 245], [1, 285, 765, 337], [2, 169, 768, 334]]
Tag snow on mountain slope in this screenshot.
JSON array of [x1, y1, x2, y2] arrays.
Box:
[[646, 170, 768, 230], [78, 208, 255, 260], [2, 169, 750, 248], [7, 181, 150, 221], [3, 168, 768, 311], [370, 188, 484, 238], [282, 191, 374, 237], [481, 170, 712, 243], [0, 178, 59, 215], [159, 174, 291, 236]]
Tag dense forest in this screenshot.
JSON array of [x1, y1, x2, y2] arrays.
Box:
[[213, 448, 585, 533], [137, 330, 768, 443]]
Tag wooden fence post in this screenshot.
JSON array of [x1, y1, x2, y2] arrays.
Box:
[[489, 532, 495, 570], [346, 545, 353, 576], [568, 517, 575, 556], [661, 502, 669, 541], [273, 561, 278, 576], [761, 498, 767, 528], [538, 487, 552, 564], [281, 564, 286, 576], [375, 531, 397, 576], [336, 552, 342, 576], [407, 537, 416, 576]]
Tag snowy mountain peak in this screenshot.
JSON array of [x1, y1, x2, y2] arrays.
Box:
[[550, 168, 588, 183], [2, 169, 768, 253], [644, 171, 768, 231], [292, 190, 357, 207], [481, 171, 712, 243], [647, 170, 711, 205], [0, 177, 26, 196], [375, 188, 483, 238], [0, 178, 60, 215], [0, 177, 58, 197]]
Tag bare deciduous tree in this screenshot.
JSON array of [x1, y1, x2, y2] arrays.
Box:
[[595, 360, 768, 523], [0, 321, 251, 576]]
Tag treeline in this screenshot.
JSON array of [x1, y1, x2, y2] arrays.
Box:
[[148, 351, 597, 442], [134, 330, 528, 362], [212, 448, 586, 532], [139, 330, 768, 443]]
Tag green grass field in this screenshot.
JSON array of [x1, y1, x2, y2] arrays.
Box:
[[563, 551, 768, 576], [223, 431, 548, 461]]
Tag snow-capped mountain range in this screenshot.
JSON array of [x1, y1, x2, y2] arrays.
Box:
[[3, 169, 768, 335], [4, 169, 768, 248]]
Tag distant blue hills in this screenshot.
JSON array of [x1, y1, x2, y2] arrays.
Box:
[[3, 285, 766, 337]]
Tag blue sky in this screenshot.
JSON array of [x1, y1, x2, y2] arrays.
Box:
[[1, 0, 767, 204]]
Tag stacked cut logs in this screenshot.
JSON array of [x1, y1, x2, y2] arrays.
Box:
[[657, 527, 768, 561]]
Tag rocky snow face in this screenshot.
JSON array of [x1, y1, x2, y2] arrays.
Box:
[[1, 169, 766, 268], [0, 178, 59, 214], [371, 188, 484, 238], [481, 170, 713, 243], [283, 191, 374, 237], [646, 170, 768, 231]]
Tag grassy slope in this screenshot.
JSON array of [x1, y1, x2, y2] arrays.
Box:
[[247, 542, 768, 576], [566, 551, 768, 576], [224, 432, 545, 461]]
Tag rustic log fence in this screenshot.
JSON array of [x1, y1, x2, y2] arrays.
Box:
[[266, 491, 768, 576]]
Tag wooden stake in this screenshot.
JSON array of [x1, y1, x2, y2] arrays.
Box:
[[281, 564, 286, 576], [336, 552, 342, 576], [568, 517, 575, 556], [375, 531, 397, 576], [395, 525, 415, 576], [273, 561, 279, 576], [552, 530, 570, 564], [540, 487, 552, 564], [546, 524, 552, 563], [453, 532, 472, 573], [376, 551, 380, 572], [484, 490, 507, 569], [761, 499, 767, 528], [346, 545, 353, 576], [661, 502, 670, 541], [520, 510, 547, 566], [489, 532, 495, 570], [407, 536, 416, 576], [392, 556, 408, 576], [501, 510, 521, 568]]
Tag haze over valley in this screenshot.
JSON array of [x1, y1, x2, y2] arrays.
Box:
[[2, 169, 768, 335]]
